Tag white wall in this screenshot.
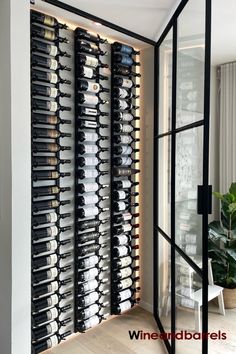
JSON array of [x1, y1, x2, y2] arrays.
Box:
[[0, 1, 31, 353], [139, 46, 154, 313]]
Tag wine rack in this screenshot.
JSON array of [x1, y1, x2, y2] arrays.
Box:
[[110, 42, 141, 314], [74, 28, 111, 332], [31, 10, 74, 354]]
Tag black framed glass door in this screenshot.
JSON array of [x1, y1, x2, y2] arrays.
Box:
[[153, 0, 211, 353]]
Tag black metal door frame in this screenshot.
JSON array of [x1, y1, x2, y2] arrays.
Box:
[[153, 0, 212, 353]]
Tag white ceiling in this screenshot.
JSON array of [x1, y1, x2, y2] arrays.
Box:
[[212, 0, 236, 66]]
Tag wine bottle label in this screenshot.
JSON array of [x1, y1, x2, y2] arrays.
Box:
[[120, 56, 133, 67], [84, 279, 98, 292], [83, 170, 99, 178], [49, 226, 58, 237], [49, 281, 59, 292], [87, 82, 100, 93], [47, 307, 58, 320], [46, 320, 58, 334], [49, 101, 58, 112], [83, 93, 99, 105], [123, 224, 132, 232], [47, 267, 58, 279], [117, 191, 126, 200], [84, 268, 98, 280], [121, 125, 133, 133], [49, 59, 58, 71], [85, 304, 99, 318], [122, 113, 133, 121], [83, 195, 99, 205], [51, 186, 60, 194], [83, 255, 99, 268], [122, 79, 133, 88], [45, 29, 55, 41], [116, 245, 128, 257], [118, 88, 128, 99], [120, 157, 132, 166], [48, 294, 59, 307], [49, 212, 58, 223], [120, 44, 132, 55], [119, 135, 132, 144], [49, 88, 58, 98], [83, 206, 99, 217], [121, 181, 132, 189], [48, 254, 58, 265], [119, 289, 132, 302], [118, 100, 128, 110], [85, 56, 98, 67], [49, 73, 58, 84], [83, 157, 99, 166], [44, 15, 55, 27], [83, 66, 94, 78], [85, 315, 99, 328], [119, 300, 132, 312], [51, 171, 59, 179], [85, 291, 99, 306], [83, 121, 98, 128], [52, 200, 60, 207], [120, 146, 132, 155], [83, 183, 99, 192], [120, 267, 132, 278], [123, 213, 132, 221], [84, 108, 98, 116], [49, 45, 58, 56], [48, 335, 59, 348], [120, 277, 132, 289], [116, 235, 128, 245], [117, 202, 126, 211], [83, 132, 98, 141], [83, 145, 98, 154], [120, 256, 132, 267]]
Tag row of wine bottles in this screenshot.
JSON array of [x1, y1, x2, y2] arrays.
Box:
[[110, 41, 141, 314], [31, 9, 73, 354]]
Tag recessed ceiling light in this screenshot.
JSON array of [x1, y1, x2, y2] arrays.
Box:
[[93, 21, 102, 27]]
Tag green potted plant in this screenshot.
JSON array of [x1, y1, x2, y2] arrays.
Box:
[[208, 182, 236, 308]]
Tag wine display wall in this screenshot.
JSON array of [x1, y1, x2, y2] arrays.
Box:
[[110, 43, 141, 314], [74, 28, 111, 332], [31, 10, 75, 353]]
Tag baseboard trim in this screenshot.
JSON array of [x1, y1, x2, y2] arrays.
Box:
[[139, 300, 153, 313]]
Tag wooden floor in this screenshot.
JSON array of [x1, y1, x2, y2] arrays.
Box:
[[45, 307, 166, 354]]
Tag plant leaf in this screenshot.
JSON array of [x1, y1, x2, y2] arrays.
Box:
[[212, 192, 224, 200], [229, 183, 236, 196]]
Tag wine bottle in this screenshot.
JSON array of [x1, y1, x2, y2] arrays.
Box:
[[113, 191, 139, 201], [32, 304, 71, 327], [113, 180, 138, 189], [77, 144, 104, 155], [32, 252, 71, 270], [32, 278, 71, 298], [77, 254, 108, 269], [113, 65, 141, 77], [77, 93, 108, 106], [77, 131, 108, 143], [75, 27, 107, 44], [77, 205, 109, 219], [77, 277, 108, 294], [112, 255, 139, 270], [76, 54, 108, 68], [77, 79, 109, 94], [31, 54, 71, 71], [32, 113, 71, 126], [112, 288, 140, 303], [32, 84, 71, 99], [77, 219, 108, 231], [112, 276, 140, 292], [113, 157, 138, 167], [77, 65, 108, 80], [113, 223, 138, 234], [113, 42, 140, 55], [32, 171, 70, 182], [32, 142, 71, 153], [32, 265, 71, 284], [113, 212, 139, 224], [32, 226, 58, 241], [113, 135, 140, 144], [77, 243, 107, 257], [31, 69, 71, 85], [77, 291, 99, 308], [112, 266, 139, 281], [77, 194, 109, 207], [114, 54, 140, 67], [113, 234, 130, 246], [77, 119, 108, 130], [114, 77, 140, 89], [113, 88, 139, 100], [31, 39, 71, 57], [31, 24, 68, 43], [113, 146, 139, 156], [113, 245, 131, 258], [77, 303, 100, 321], [114, 112, 140, 122], [32, 157, 71, 167], [32, 318, 71, 342], [111, 299, 138, 314], [113, 167, 140, 177], [78, 106, 109, 117], [33, 127, 71, 139], [32, 212, 70, 227], [113, 201, 139, 212], [77, 231, 108, 244], [77, 314, 103, 332], [77, 40, 106, 56], [77, 156, 108, 167], [32, 331, 71, 354], [113, 99, 138, 111], [33, 291, 71, 313], [32, 199, 70, 213], [33, 186, 71, 198], [31, 10, 68, 29], [32, 99, 71, 112], [32, 239, 71, 255], [77, 182, 109, 194], [113, 123, 140, 134], [77, 266, 108, 283], [77, 169, 108, 180]]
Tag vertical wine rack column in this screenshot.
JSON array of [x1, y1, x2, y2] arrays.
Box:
[[31, 10, 74, 354], [74, 28, 111, 333], [110, 43, 141, 315]]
